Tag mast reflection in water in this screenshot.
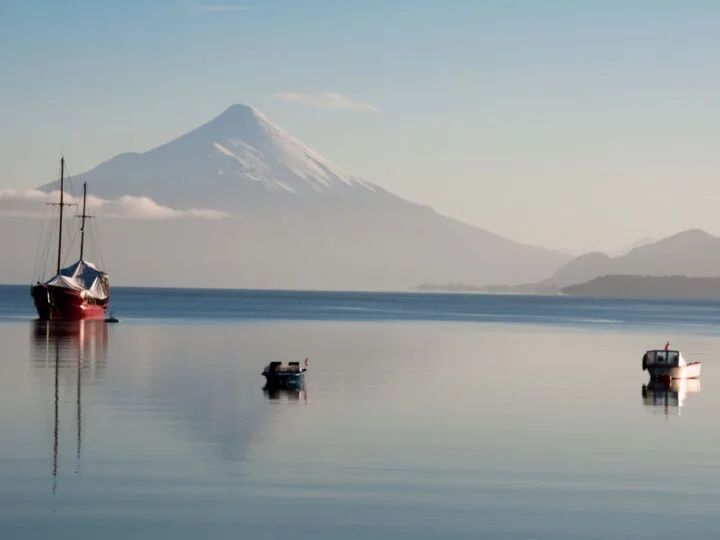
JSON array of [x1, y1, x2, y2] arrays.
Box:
[[30, 320, 109, 494], [641, 377, 701, 416]]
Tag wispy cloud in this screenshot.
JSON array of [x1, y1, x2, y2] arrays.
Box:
[[0, 189, 230, 220], [271, 92, 381, 113], [196, 4, 251, 14]]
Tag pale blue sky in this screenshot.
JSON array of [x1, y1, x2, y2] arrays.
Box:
[[2, 0, 719, 251]]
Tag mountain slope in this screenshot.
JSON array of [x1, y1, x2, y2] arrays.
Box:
[[563, 275, 720, 299], [30, 103, 571, 289]]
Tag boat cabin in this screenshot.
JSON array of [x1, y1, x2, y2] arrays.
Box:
[[266, 361, 304, 373], [643, 349, 687, 367]]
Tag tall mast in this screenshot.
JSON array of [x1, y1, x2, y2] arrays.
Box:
[[56, 158, 65, 274], [79, 182, 88, 260], [49, 157, 74, 273]]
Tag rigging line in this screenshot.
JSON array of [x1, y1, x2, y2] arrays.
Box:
[[42, 222, 56, 276], [90, 219, 105, 268], [61, 161, 79, 266], [58, 201, 79, 268], [33, 183, 58, 280], [40, 211, 58, 279], [32, 219, 50, 282], [77, 183, 96, 262], [31, 197, 48, 266], [84, 223, 96, 264], [63, 161, 77, 201], [47, 161, 78, 273], [63, 225, 79, 267], [95, 226, 105, 268], [82, 191, 102, 267]]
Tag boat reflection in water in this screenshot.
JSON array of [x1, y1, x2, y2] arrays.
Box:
[[641, 377, 701, 416], [31, 320, 108, 380], [30, 320, 109, 494], [262, 380, 308, 403]]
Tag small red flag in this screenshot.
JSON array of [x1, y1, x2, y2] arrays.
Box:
[[304, 358, 309, 367]]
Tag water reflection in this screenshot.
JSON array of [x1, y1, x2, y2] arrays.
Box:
[[31, 320, 108, 383], [262, 381, 308, 403], [642, 378, 701, 415], [30, 320, 110, 493]]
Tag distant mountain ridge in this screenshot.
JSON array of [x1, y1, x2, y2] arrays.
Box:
[[22, 103, 571, 289], [540, 229, 720, 288], [422, 229, 720, 296]]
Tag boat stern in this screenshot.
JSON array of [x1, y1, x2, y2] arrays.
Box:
[[31, 284, 51, 321]]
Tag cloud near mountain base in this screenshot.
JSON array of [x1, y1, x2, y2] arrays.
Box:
[[0, 189, 230, 220]]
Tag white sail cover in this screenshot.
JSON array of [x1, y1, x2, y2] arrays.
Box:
[[45, 259, 109, 300]]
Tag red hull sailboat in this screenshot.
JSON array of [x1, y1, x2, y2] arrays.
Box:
[[31, 158, 110, 321]]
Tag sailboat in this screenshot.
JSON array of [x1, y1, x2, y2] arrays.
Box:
[[31, 157, 111, 321]]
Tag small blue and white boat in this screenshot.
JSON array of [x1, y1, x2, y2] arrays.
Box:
[[262, 359, 309, 387]]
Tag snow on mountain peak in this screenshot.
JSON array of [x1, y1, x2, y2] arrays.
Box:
[[204, 103, 377, 194]]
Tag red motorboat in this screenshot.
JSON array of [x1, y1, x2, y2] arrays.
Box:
[[31, 157, 110, 321]]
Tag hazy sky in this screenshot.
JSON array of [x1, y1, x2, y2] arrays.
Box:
[[2, 0, 719, 252]]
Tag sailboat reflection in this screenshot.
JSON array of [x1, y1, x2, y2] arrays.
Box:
[[641, 377, 701, 415], [30, 320, 109, 493], [32, 320, 108, 381], [263, 381, 308, 403]]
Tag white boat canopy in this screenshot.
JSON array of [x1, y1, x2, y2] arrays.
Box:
[[45, 259, 108, 300]]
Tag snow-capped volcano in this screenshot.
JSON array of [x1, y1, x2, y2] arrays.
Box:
[[41, 104, 382, 212], [30, 103, 571, 289]]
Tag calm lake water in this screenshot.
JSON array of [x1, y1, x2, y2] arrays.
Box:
[[1, 285, 720, 539]]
